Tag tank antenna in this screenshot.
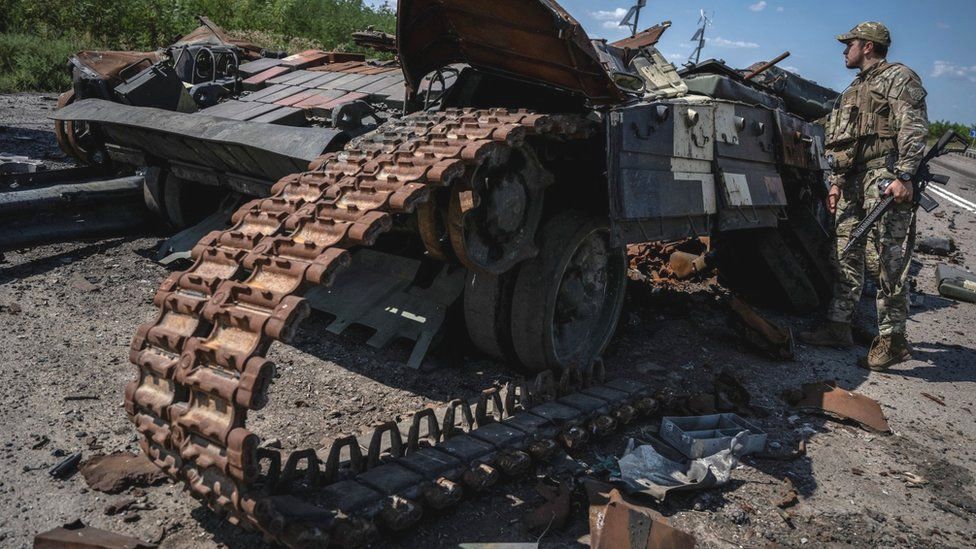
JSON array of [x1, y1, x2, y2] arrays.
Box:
[[618, 0, 647, 37], [687, 9, 713, 65]]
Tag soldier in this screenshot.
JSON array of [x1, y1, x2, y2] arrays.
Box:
[[799, 22, 929, 370]]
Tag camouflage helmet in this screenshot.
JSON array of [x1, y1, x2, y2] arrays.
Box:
[[836, 21, 891, 47]]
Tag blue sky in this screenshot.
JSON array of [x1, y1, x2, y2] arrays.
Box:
[[374, 1, 976, 124]]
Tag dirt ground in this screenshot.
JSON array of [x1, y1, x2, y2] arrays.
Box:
[[2, 93, 975, 548]]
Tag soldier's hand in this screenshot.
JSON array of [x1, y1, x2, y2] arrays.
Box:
[[827, 184, 841, 214], [885, 179, 914, 204]]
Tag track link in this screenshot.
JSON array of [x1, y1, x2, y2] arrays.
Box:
[[124, 109, 601, 546]]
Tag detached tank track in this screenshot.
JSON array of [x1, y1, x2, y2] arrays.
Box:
[[123, 108, 638, 547]]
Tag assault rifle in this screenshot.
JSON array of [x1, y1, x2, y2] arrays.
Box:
[[842, 130, 967, 254]]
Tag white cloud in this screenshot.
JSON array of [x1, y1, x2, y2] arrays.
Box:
[[590, 8, 629, 22], [776, 6, 784, 12], [709, 36, 760, 49], [936, 21, 950, 29], [749, 1, 767, 11], [783, 65, 800, 74], [663, 52, 685, 61], [931, 61, 976, 82]]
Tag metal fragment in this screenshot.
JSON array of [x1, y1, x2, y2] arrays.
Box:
[[794, 381, 891, 433]]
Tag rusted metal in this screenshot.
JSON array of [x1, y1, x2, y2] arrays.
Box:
[[793, 381, 891, 433], [728, 296, 795, 360], [396, 0, 625, 104], [352, 29, 397, 53], [610, 22, 672, 52], [743, 51, 791, 81], [123, 108, 647, 547], [79, 452, 169, 494], [589, 487, 696, 549], [34, 520, 155, 549]]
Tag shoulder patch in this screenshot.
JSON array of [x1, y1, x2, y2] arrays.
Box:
[[908, 84, 927, 104]]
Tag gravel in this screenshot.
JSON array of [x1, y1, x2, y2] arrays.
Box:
[[2, 92, 975, 548]]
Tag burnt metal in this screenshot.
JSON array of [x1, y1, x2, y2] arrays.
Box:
[[34, 520, 155, 549], [795, 381, 891, 433], [397, 0, 625, 103], [49, 452, 83, 479]]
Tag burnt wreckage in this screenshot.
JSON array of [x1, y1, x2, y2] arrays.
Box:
[[51, 1, 838, 545]]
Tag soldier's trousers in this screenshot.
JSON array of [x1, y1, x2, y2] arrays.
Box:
[[827, 167, 916, 336]]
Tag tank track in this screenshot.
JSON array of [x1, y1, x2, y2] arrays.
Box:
[[123, 108, 642, 547]]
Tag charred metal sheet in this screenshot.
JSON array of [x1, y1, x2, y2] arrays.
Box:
[[305, 249, 466, 369], [590, 488, 696, 549], [280, 49, 331, 69], [53, 99, 345, 180], [353, 29, 397, 52], [34, 520, 155, 549], [775, 110, 822, 170], [610, 22, 671, 52], [728, 296, 795, 360], [607, 103, 715, 237], [397, 0, 624, 103], [793, 381, 891, 433], [238, 57, 285, 78], [242, 65, 292, 90], [249, 106, 306, 126]]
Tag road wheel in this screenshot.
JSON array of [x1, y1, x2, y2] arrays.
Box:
[[464, 269, 518, 362], [510, 211, 627, 373], [161, 173, 223, 230]]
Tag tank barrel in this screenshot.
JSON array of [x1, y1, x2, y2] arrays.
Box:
[[744, 51, 791, 80]]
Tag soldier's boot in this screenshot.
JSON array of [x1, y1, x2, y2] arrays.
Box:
[[859, 334, 911, 371], [798, 321, 853, 349]]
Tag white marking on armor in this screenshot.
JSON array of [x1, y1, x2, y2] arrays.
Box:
[[928, 185, 976, 214], [722, 173, 753, 206], [675, 172, 717, 213]]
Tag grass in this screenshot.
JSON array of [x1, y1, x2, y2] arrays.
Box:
[[0, 0, 395, 92], [0, 33, 84, 93]]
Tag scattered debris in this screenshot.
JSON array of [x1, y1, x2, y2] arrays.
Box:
[[34, 519, 155, 548], [628, 238, 708, 284], [936, 264, 976, 303], [917, 236, 955, 256], [784, 381, 891, 434], [660, 413, 766, 459], [588, 486, 696, 549], [49, 451, 82, 479], [613, 434, 746, 501], [0, 301, 22, 314], [79, 452, 168, 494], [523, 478, 573, 533], [775, 477, 799, 508], [920, 392, 946, 407], [714, 370, 760, 416], [31, 434, 51, 450], [897, 471, 928, 487], [727, 296, 795, 360], [753, 439, 806, 461], [669, 250, 716, 279], [104, 497, 137, 516], [69, 276, 100, 293]]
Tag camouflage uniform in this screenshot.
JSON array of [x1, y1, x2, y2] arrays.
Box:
[[823, 23, 929, 337]]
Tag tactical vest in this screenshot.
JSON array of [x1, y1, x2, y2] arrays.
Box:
[[824, 61, 903, 173]]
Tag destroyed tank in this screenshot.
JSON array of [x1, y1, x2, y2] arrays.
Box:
[[52, 1, 836, 545]]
